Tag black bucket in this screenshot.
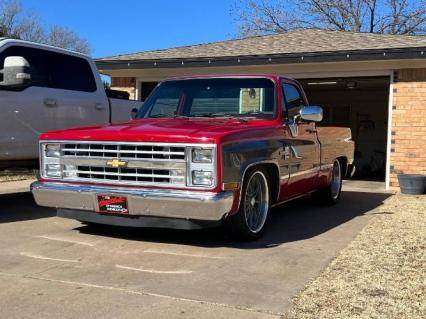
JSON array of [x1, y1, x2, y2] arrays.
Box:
[[397, 174, 426, 195]]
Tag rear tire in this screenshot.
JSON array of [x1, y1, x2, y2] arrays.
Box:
[[224, 167, 270, 241], [312, 159, 343, 205]]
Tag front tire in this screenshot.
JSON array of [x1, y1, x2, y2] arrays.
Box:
[[312, 159, 343, 205], [225, 168, 270, 241]]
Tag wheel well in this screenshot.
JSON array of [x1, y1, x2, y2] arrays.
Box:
[[245, 163, 279, 205]]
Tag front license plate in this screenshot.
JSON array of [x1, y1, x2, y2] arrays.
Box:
[[97, 195, 129, 214]]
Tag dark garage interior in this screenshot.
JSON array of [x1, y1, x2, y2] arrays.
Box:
[[300, 77, 390, 181]]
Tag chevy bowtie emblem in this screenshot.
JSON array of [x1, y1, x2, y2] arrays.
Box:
[[107, 159, 127, 168]]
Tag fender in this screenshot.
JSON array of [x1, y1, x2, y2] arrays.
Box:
[[221, 139, 282, 213]]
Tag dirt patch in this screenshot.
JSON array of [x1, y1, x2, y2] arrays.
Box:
[[286, 194, 426, 319], [0, 169, 38, 182]]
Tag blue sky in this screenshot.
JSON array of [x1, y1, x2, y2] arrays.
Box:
[[22, 0, 236, 58]]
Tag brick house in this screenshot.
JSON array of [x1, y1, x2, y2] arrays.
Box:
[[96, 29, 426, 190]]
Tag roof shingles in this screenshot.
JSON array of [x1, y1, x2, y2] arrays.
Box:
[[97, 29, 426, 62]]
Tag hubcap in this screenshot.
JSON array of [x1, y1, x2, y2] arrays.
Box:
[[330, 160, 342, 200], [244, 171, 269, 233]]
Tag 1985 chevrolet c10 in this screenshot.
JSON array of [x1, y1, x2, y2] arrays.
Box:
[[32, 74, 355, 240]]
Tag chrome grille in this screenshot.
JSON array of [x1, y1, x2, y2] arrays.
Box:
[[57, 142, 187, 187], [62, 143, 185, 160]]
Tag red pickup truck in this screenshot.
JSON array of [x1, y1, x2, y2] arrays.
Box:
[[32, 74, 354, 240]]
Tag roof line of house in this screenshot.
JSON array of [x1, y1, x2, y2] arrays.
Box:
[[96, 46, 426, 70]]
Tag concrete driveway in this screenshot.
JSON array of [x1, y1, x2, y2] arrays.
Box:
[[0, 187, 391, 318]]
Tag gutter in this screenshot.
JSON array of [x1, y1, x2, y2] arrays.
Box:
[[96, 47, 426, 70]]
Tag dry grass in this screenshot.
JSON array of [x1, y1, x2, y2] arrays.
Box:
[[0, 169, 37, 182], [286, 194, 426, 319]]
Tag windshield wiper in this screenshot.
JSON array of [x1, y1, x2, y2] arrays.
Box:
[[193, 113, 234, 118]]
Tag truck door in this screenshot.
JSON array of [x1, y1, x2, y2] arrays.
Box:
[[281, 81, 320, 198], [0, 44, 109, 161]]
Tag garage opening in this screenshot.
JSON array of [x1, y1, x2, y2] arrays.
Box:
[[299, 77, 390, 181]]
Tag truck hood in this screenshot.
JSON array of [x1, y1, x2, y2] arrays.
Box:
[[41, 118, 274, 144]]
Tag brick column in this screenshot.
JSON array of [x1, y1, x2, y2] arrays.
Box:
[[389, 69, 426, 188]]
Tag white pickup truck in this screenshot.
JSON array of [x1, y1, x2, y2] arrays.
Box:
[[0, 38, 142, 167]]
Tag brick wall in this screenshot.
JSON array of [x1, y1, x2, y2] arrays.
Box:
[[111, 77, 136, 100], [389, 68, 426, 188]]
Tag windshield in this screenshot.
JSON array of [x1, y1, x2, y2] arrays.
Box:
[[137, 78, 276, 119]]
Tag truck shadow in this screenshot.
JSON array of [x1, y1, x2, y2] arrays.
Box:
[[76, 191, 392, 249], [0, 192, 56, 223]]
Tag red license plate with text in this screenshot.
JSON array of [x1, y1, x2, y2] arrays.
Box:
[[97, 195, 129, 214]]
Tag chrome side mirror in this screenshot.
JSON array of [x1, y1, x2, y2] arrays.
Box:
[[299, 105, 323, 122], [0, 56, 32, 87]]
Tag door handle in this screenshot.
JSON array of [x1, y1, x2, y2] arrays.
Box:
[[306, 128, 317, 133], [95, 103, 106, 110], [44, 98, 57, 107]]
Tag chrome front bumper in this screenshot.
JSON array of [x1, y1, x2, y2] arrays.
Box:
[[31, 182, 234, 223]]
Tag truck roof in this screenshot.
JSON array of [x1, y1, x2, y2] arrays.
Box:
[[162, 73, 302, 84], [163, 74, 286, 81], [0, 38, 90, 59]]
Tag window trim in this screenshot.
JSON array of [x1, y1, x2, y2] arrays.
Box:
[[281, 81, 307, 121]]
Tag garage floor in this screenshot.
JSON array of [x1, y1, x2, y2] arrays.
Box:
[[0, 188, 391, 318]]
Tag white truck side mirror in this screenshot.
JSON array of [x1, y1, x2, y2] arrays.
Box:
[[0, 56, 32, 87]]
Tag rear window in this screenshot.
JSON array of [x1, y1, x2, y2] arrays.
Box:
[[49, 53, 97, 92]]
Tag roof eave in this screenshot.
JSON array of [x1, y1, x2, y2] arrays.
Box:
[[96, 47, 426, 70]]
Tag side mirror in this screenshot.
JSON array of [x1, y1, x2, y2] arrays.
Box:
[[131, 108, 138, 119], [300, 105, 323, 122], [0, 56, 32, 87]]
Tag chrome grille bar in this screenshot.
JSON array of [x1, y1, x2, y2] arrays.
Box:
[[62, 143, 185, 160]]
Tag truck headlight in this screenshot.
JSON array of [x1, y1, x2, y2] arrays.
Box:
[[45, 144, 61, 157], [45, 164, 62, 178], [192, 148, 212, 163], [192, 170, 213, 186]]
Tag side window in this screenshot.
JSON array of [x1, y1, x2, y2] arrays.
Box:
[[282, 83, 305, 119], [49, 53, 97, 92], [0, 45, 97, 92], [0, 45, 50, 89]]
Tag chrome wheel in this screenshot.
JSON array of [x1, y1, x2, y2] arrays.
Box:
[[243, 171, 269, 233], [330, 160, 342, 200]]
